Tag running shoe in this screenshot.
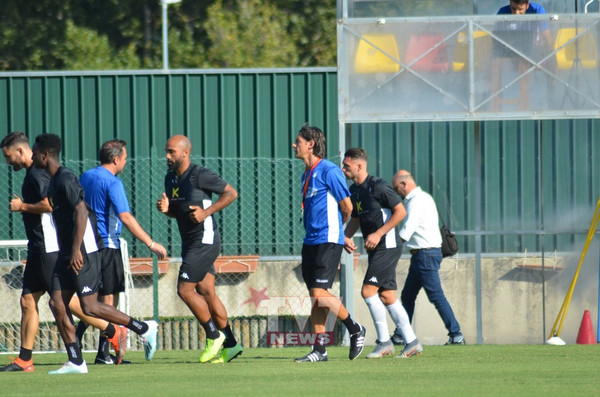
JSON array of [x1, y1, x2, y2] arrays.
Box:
[[107, 325, 127, 364], [199, 331, 225, 363], [211, 343, 243, 364], [396, 339, 423, 358], [48, 361, 88, 375], [294, 350, 328, 363], [0, 357, 34, 372], [366, 339, 395, 359], [348, 325, 366, 360], [445, 334, 466, 345], [141, 320, 159, 361]]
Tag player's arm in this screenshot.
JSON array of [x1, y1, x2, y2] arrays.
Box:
[[10, 194, 52, 214], [119, 211, 167, 260], [156, 192, 176, 217], [344, 217, 360, 253], [371, 202, 406, 242], [70, 201, 88, 274], [188, 184, 238, 224], [339, 196, 353, 224]]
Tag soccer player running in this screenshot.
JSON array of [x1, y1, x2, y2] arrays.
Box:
[[77, 139, 167, 365], [292, 124, 365, 363], [0, 132, 123, 372], [156, 135, 242, 364], [341, 148, 422, 359], [32, 133, 159, 374]]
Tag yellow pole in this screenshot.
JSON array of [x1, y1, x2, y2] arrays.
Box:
[[549, 195, 600, 338]]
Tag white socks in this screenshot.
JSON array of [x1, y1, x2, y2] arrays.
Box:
[[364, 295, 390, 342], [386, 299, 416, 344]]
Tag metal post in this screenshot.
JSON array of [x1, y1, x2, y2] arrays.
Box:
[[474, 121, 483, 344], [162, 2, 168, 71], [161, 0, 182, 71]]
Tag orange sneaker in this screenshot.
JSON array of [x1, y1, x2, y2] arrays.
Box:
[[0, 357, 34, 372], [106, 325, 127, 365]]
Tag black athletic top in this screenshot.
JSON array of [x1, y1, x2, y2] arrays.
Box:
[[164, 164, 227, 248], [349, 175, 402, 250], [47, 166, 103, 258], [22, 166, 58, 254]]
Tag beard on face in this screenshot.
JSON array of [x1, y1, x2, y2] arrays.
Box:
[[167, 158, 182, 171]]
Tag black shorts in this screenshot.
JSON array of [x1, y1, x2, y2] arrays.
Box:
[[22, 251, 58, 295], [301, 243, 343, 289], [179, 242, 220, 283], [99, 248, 125, 296], [363, 246, 402, 290], [51, 251, 102, 297]]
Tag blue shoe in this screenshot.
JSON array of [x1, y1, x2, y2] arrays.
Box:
[[141, 320, 159, 361], [48, 361, 88, 374]]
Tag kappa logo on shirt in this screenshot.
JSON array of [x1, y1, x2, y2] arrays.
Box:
[[81, 286, 92, 294], [180, 272, 190, 280], [368, 276, 378, 283]]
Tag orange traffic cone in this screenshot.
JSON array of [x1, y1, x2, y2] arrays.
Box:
[[575, 310, 596, 344]]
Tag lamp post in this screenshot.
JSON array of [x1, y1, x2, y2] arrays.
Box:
[[161, 0, 182, 70]]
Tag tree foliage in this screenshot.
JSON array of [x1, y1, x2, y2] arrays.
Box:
[[0, 0, 337, 71]]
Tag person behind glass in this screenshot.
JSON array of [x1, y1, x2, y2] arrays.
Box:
[[497, 0, 552, 48], [292, 124, 365, 363], [392, 170, 465, 345], [342, 148, 422, 359]]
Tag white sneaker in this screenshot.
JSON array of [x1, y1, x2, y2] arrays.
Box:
[[366, 339, 395, 359], [48, 360, 88, 374], [141, 320, 159, 361]]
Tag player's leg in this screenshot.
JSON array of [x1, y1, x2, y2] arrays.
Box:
[[0, 291, 43, 372], [76, 251, 157, 360], [414, 249, 463, 344], [47, 286, 88, 375], [1, 251, 55, 372], [362, 284, 394, 359], [194, 272, 243, 364], [93, 248, 127, 363]]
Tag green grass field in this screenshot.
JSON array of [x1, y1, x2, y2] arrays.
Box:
[[2, 345, 599, 396]]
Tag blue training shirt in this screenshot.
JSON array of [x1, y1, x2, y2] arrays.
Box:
[[301, 159, 350, 245], [497, 2, 546, 14], [80, 166, 130, 249]]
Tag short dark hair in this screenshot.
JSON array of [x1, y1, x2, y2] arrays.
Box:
[[344, 147, 368, 162], [0, 132, 29, 149], [298, 123, 326, 158], [510, 0, 530, 4], [34, 133, 62, 157], [99, 139, 126, 164]]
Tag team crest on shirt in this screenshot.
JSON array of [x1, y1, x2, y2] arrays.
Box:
[[356, 201, 363, 213]]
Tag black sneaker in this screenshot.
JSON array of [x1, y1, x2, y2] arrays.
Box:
[[391, 330, 405, 346], [94, 354, 115, 365], [348, 325, 366, 360], [294, 350, 328, 363], [94, 353, 132, 365], [445, 335, 466, 345]]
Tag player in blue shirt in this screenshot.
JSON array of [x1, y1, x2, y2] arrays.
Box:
[[292, 123, 365, 363], [78, 140, 167, 364]]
